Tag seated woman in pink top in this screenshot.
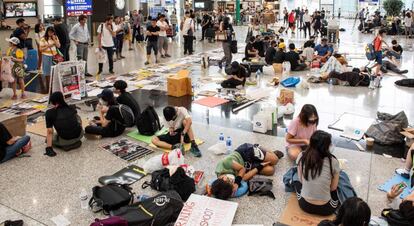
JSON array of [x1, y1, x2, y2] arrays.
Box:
[[285, 104, 318, 161]]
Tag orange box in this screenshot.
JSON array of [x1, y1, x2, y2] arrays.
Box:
[[167, 70, 193, 97]]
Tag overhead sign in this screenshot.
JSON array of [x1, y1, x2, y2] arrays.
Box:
[[66, 0, 92, 16]]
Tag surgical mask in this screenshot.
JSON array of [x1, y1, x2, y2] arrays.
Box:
[[224, 174, 235, 183], [99, 99, 108, 106]]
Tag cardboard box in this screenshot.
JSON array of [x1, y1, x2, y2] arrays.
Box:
[[273, 63, 283, 74], [167, 70, 193, 97], [277, 89, 294, 105], [401, 128, 414, 147], [0, 113, 27, 136]]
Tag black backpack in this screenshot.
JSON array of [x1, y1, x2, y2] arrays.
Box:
[[142, 168, 195, 201], [117, 104, 136, 127], [136, 106, 161, 135], [112, 190, 184, 226], [382, 208, 411, 226], [89, 184, 134, 214]]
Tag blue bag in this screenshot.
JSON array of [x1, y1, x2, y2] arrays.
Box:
[[281, 77, 300, 87]]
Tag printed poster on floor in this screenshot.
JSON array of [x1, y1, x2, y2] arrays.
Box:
[[174, 194, 238, 226]]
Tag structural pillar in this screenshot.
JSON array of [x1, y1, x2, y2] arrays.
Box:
[[129, 0, 140, 11], [38, 0, 45, 19], [236, 0, 240, 24]]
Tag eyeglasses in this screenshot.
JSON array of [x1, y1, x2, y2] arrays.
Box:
[[308, 119, 318, 124]]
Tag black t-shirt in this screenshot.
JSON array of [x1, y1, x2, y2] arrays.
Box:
[[245, 42, 256, 59], [45, 105, 82, 140], [393, 45, 403, 54], [117, 92, 141, 120], [274, 50, 285, 64], [54, 23, 70, 45], [105, 105, 126, 134], [265, 47, 277, 64], [146, 25, 160, 42], [0, 123, 12, 161], [253, 40, 265, 57], [285, 51, 300, 69], [233, 65, 248, 80], [11, 28, 26, 49]]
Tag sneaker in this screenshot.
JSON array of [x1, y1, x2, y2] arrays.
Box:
[[396, 168, 410, 179], [109, 70, 115, 74], [374, 77, 382, 88], [368, 76, 376, 89], [85, 73, 94, 77], [165, 54, 171, 57], [161, 55, 166, 58], [144, 61, 150, 65], [120, 56, 126, 59], [155, 60, 159, 64], [190, 146, 202, 157], [274, 150, 284, 159], [97, 71, 102, 75]]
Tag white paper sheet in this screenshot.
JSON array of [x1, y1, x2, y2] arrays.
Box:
[[51, 214, 70, 226], [87, 88, 103, 97]]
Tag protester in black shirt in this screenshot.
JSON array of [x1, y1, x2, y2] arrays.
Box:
[[385, 39, 403, 60], [221, 62, 248, 88], [273, 43, 286, 64], [11, 18, 27, 49], [245, 36, 258, 60], [0, 123, 31, 164], [253, 35, 265, 57], [145, 18, 160, 65], [285, 43, 307, 71], [44, 92, 83, 156], [85, 89, 126, 138], [113, 80, 141, 123], [53, 16, 70, 61], [200, 14, 211, 41], [265, 40, 278, 64]]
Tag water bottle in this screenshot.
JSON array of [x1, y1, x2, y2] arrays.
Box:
[[80, 188, 88, 209], [219, 133, 225, 143], [226, 137, 232, 154]]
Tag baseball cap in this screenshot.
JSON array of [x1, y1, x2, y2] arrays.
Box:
[[6, 37, 20, 45], [278, 42, 286, 49], [97, 88, 114, 101]]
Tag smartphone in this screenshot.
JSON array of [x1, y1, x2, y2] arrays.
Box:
[[398, 182, 407, 190]]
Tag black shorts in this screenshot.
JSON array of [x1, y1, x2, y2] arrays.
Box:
[[294, 181, 339, 216], [157, 128, 190, 145], [289, 22, 295, 28], [146, 41, 158, 55], [236, 143, 266, 170]]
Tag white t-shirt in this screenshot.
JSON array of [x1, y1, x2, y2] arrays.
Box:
[[404, 17, 412, 27], [164, 107, 191, 130], [157, 20, 168, 37], [301, 47, 315, 62], [182, 18, 194, 36], [303, 14, 311, 23], [97, 23, 114, 47]]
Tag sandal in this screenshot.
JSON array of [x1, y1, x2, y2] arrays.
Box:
[[21, 94, 27, 99], [11, 95, 17, 100]]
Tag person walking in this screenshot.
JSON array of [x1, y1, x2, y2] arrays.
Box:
[[303, 10, 312, 38], [53, 16, 70, 61], [218, 16, 234, 69], [157, 14, 171, 58], [69, 14, 92, 77], [181, 11, 195, 55], [145, 18, 160, 65], [97, 16, 115, 75]]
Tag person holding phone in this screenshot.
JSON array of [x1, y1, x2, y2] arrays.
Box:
[[39, 26, 61, 92], [97, 16, 115, 75]]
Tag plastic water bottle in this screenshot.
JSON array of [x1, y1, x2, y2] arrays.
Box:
[[219, 133, 225, 143], [226, 137, 232, 154], [80, 188, 88, 209]]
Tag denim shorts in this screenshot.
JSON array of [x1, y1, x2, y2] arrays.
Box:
[[42, 55, 53, 77], [374, 51, 383, 65]]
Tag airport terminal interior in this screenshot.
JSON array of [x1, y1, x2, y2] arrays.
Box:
[[1, 0, 414, 225]]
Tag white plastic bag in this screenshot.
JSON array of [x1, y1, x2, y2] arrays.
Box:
[[95, 48, 107, 64], [208, 142, 227, 155], [1, 57, 15, 83]]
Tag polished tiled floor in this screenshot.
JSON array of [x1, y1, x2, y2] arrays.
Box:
[[0, 19, 413, 225]]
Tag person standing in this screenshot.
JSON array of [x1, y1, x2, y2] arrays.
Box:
[[200, 13, 211, 41], [157, 14, 171, 58], [123, 16, 133, 50], [53, 16, 70, 61], [113, 16, 125, 60], [34, 22, 45, 70], [131, 10, 143, 44], [338, 8, 341, 19], [404, 12, 412, 38], [170, 10, 178, 37], [6, 37, 26, 99], [371, 29, 388, 89], [312, 11, 322, 36], [303, 10, 312, 38], [39, 27, 61, 93], [10, 18, 27, 50], [182, 11, 195, 55], [288, 10, 296, 34], [69, 14, 92, 77], [97, 16, 115, 75], [359, 8, 365, 31], [283, 7, 288, 25], [218, 16, 234, 69], [145, 18, 160, 65]]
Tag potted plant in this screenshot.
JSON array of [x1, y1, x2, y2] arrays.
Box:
[[383, 0, 404, 16]]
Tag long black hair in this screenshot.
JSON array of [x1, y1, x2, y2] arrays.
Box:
[[299, 104, 319, 127], [44, 26, 55, 41], [299, 130, 336, 180], [50, 91, 68, 107], [333, 197, 371, 226]]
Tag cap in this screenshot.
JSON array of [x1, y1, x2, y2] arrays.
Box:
[[97, 88, 114, 101], [278, 42, 286, 49], [6, 37, 20, 45]]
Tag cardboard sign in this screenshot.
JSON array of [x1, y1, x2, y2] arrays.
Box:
[[279, 194, 334, 226], [175, 194, 238, 226]]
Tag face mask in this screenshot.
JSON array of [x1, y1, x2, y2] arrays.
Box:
[[224, 174, 235, 183], [99, 99, 107, 106]]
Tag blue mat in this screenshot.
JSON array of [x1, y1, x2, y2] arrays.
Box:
[[378, 174, 413, 199]]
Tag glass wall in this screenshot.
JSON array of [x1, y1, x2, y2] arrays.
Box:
[[44, 0, 64, 18]]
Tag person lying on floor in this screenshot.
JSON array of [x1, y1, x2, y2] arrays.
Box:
[[85, 89, 126, 138], [319, 54, 348, 75], [0, 122, 31, 164], [285, 43, 307, 71], [209, 143, 284, 200], [318, 197, 371, 226], [379, 60, 408, 75], [221, 61, 249, 89], [286, 104, 318, 161], [318, 69, 370, 87], [113, 80, 141, 124], [45, 92, 84, 157], [151, 106, 202, 157], [295, 130, 340, 216], [314, 38, 333, 62]]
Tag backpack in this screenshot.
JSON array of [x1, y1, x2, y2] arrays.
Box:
[[89, 184, 134, 214], [382, 208, 411, 226], [248, 177, 275, 199], [117, 104, 135, 127], [231, 40, 238, 54], [142, 167, 195, 201], [137, 106, 161, 136], [90, 216, 128, 226], [365, 43, 375, 61], [112, 191, 184, 226]]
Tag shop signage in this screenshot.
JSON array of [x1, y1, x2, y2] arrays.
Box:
[[66, 0, 93, 16]]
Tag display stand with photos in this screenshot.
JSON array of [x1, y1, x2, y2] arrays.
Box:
[[49, 61, 87, 101]]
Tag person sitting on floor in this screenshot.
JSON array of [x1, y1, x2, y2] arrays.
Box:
[[301, 41, 315, 64], [0, 123, 31, 164], [45, 92, 84, 157], [385, 39, 403, 62], [151, 106, 202, 157], [113, 80, 142, 125], [314, 38, 333, 62], [273, 42, 286, 64], [245, 36, 259, 61], [85, 89, 126, 138], [264, 40, 277, 65], [221, 61, 249, 89], [384, 184, 414, 225], [286, 104, 318, 161], [253, 35, 265, 57], [318, 197, 371, 226], [285, 43, 307, 71], [395, 143, 414, 179], [295, 130, 340, 216], [210, 143, 284, 200]]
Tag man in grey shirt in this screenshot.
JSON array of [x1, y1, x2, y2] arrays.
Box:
[[69, 14, 92, 77]]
